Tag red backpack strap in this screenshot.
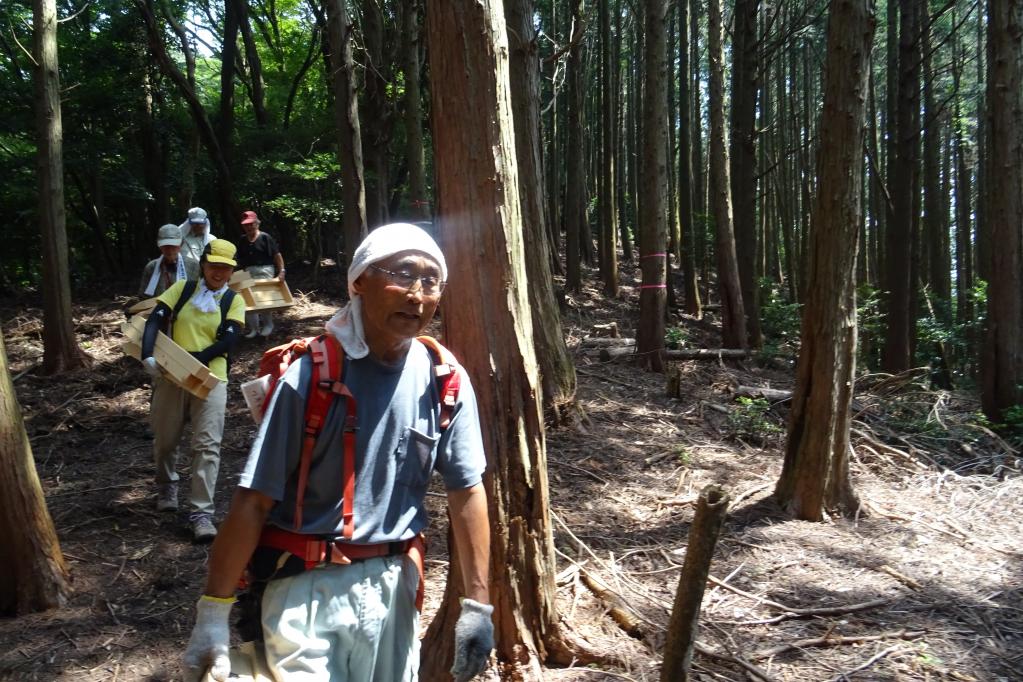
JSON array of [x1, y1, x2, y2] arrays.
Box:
[[416, 336, 462, 429], [293, 336, 355, 533]]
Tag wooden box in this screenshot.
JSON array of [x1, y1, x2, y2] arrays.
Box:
[[229, 272, 294, 312], [120, 315, 223, 400], [127, 297, 158, 316]]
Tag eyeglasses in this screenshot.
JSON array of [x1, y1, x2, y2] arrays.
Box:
[[369, 264, 446, 296]]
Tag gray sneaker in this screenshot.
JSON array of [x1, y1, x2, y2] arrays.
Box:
[[155, 483, 178, 512], [191, 514, 217, 543]]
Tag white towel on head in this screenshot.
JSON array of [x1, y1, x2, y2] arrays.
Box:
[[325, 223, 447, 359], [190, 279, 229, 314]]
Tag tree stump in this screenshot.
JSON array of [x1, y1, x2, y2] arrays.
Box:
[[660, 485, 730, 681]]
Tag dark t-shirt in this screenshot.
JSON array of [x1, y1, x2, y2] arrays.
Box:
[[235, 232, 280, 269]]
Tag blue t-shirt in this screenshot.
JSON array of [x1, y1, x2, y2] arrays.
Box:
[[238, 339, 486, 543]]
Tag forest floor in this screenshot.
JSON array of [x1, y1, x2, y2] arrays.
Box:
[[1, 264, 1021, 682]]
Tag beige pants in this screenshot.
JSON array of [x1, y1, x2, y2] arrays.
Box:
[[150, 377, 227, 515]]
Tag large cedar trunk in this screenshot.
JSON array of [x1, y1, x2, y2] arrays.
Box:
[[729, 0, 763, 348], [980, 0, 1023, 420], [506, 0, 578, 419], [882, 0, 920, 373], [424, 2, 570, 678], [677, 0, 701, 317], [0, 330, 71, 614], [35, 0, 88, 375], [361, 0, 389, 227], [707, 0, 747, 350], [636, 0, 670, 372], [401, 0, 428, 220], [598, 0, 620, 298], [775, 0, 874, 521], [564, 0, 586, 292], [323, 0, 367, 266]]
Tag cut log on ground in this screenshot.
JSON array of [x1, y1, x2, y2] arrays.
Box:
[[578, 337, 636, 348], [734, 385, 793, 401], [580, 570, 645, 640]]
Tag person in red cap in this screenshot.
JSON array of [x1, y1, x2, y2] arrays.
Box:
[[235, 210, 285, 338]]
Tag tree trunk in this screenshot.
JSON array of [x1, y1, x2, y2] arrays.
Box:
[[729, 0, 763, 348], [136, 0, 240, 225], [401, 0, 428, 220], [323, 0, 367, 269], [506, 0, 578, 420], [952, 47, 974, 326], [707, 0, 747, 350], [775, 0, 874, 521], [677, 0, 700, 317], [424, 2, 572, 676], [636, 0, 670, 373], [236, 0, 268, 127], [361, 0, 389, 227], [598, 0, 619, 297], [690, 0, 706, 291], [34, 0, 88, 375], [882, 0, 920, 373], [980, 0, 1023, 421], [564, 0, 586, 292], [0, 331, 71, 615]]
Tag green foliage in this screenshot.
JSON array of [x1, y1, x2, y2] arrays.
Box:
[[759, 278, 802, 342], [727, 397, 783, 444], [664, 326, 689, 350], [856, 284, 885, 369]]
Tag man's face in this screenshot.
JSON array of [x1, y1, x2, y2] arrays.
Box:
[[190, 221, 206, 235], [202, 261, 233, 290], [354, 252, 442, 347], [242, 221, 258, 238], [159, 245, 180, 261]]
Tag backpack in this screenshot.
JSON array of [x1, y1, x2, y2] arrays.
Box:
[[167, 279, 238, 367], [255, 334, 462, 535]]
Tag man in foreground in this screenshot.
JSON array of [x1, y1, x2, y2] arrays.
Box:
[[182, 223, 494, 682]]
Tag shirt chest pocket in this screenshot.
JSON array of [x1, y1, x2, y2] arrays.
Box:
[[397, 427, 439, 488]]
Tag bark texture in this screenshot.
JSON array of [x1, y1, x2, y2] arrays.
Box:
[[981, 0, 1023, 420], [424, 2, 568, 677], [775, 0, 875, 520], [0, 330, 71, 615], [35, 0, 88, 374]]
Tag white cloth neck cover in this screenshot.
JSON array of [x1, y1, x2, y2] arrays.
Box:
[[325, 223, 447, 359], [144, 256, 187, 296], [190, 279, 229, 314]]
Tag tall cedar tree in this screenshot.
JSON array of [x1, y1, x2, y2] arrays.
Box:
[[423, 1, 579, 675], [564, 0, 587, 292], [323, 0, 367, 266], [506, 0, 579, 419], [981, 0, 1023, 420], [708, 0, 747, 349], [636, 0, 670, 372], [35, 0, 88, 374], [775, 0, 875, 520]]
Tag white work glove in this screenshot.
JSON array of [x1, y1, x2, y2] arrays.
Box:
[[450, 598, 494, 682], [182, 595, 233, 682], [142, 356, 160, 378]]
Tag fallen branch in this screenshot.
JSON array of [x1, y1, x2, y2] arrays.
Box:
[[580, 570, 645, 640], [707, 575, 890, 624], [749, 629, 925, 660], [578, 337, 635, 348], [734, 385, 792, 402], [597, 347, 750, 361], [694, 641, 775, 682], [825, 644, 905, 682]]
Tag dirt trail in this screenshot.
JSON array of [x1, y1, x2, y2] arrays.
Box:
[[1, 280, 1020, 681]]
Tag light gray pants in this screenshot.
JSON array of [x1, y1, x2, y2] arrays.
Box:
[[150, 377, 227, 515], [260, 556, 420, 681], [245, 265, 276, 332]]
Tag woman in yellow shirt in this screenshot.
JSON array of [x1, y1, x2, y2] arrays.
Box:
[[140, 240, 247, 542]]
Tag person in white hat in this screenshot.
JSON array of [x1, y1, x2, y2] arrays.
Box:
[[182, 224, 493, 682], [179, 207, 216, 275], [137, 223, 199, 298]]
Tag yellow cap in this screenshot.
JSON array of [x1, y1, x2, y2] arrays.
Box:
[[204, 239, 238, 267]]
